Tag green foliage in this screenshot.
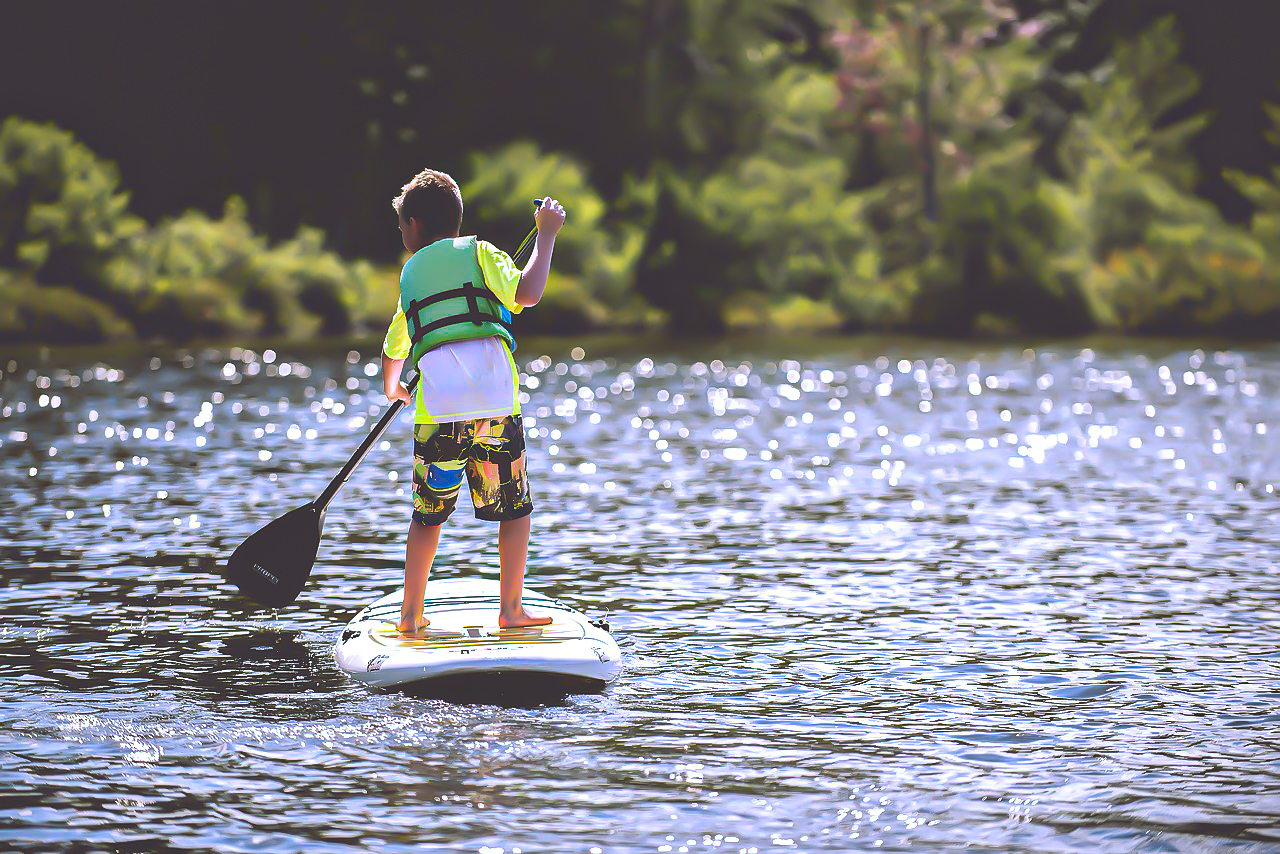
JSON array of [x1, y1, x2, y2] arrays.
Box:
[[907, 167, 1091, 335], [725, 292, 845, 333], [636, 63, 891, 332], [1072, 161, 1280, 335], [250, 226, 394, 335], [105, 199, 390, 340], [514, 274, 612, 335], [0, 120, 397, 343], [1225, 105, 1280, 254], [1052, 23, 1280, 335], [1054, 17, 1210, 267], [1078, 129, 1279, 335], [827, 1, 1100, 333], [1082, 233, 1277, 335], [102, 199, 260, 337], [3, 3, 1278, 344], [0, 271, 133, 344], [642, 0, 827, 165], [699, 153, 871, 292], [464, 142, 647, 319], [832, 1, 1042, 195], [0, 118, 143, 287]]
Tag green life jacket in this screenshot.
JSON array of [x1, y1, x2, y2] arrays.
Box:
[[399, 235, 517, 366]]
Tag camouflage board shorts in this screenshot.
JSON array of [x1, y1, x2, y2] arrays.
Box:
[[410, 415, 532, 525]]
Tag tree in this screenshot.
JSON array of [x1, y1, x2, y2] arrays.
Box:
[[832, 1, 1038, 250], [0, 118, 143, 289], [1022, 0, 1280, 222]]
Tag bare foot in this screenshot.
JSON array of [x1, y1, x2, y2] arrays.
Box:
[[396, 620, 430, 635], [498, 608, 553, 629]]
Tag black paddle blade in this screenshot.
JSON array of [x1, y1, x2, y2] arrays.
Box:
[[225, 503, 324, 608]]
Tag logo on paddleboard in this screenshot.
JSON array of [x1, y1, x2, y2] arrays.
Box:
[[252, 563, 279, 585], [366, 654, 389, 672]]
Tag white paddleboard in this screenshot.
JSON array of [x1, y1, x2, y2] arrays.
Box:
[[334, 578, 621, 691]]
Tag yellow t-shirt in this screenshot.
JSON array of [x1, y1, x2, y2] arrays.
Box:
[[383, 239, 524, 424]]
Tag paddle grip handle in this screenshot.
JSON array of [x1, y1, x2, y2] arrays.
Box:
[[315, 373, 419, 513]]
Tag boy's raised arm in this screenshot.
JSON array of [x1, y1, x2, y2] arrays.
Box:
[[515, 198, 566, 307]]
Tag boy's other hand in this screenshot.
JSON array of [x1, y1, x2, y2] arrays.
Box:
[[387, 383, 413, 405], [535, 198, 566, 236]]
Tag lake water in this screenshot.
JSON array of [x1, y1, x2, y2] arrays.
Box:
[[1, 335, 1278, 853]]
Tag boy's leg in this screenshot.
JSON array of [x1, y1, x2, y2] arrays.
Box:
[[399, 519, 442, 633], [401, 421, 466, 634], [497, 514, 551, 628], [465, 415, 549, 629]]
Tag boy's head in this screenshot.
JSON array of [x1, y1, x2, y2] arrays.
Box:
[[393, 168, 463, 252]]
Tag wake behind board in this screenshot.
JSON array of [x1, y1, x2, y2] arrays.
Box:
[[334, 579, 621, 694]]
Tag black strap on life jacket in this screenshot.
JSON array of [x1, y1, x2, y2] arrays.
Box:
[[405, 280, 513, 347]]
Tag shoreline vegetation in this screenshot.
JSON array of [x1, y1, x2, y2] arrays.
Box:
[[3, 11, 1278, 346]]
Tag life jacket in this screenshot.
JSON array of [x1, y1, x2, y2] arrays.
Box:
[[399, 236, 517, 366]]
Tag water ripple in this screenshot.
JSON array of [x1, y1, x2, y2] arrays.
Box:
[[1, 338, 1278, 852]]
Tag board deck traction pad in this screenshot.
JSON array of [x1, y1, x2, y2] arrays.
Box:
[[353, 591, 586, 652]]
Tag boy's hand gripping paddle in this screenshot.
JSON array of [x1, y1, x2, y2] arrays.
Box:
[[225, 206, 543, 608], [511, 198, 548, 261]]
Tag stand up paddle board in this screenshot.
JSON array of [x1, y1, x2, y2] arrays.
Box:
[[334, 579, 621, 692]]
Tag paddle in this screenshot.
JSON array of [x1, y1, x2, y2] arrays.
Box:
[[224, 371, 422, 607], [225, 204, 544, 608]]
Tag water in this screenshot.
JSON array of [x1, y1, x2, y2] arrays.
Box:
[[1, 336, 1278, 853]]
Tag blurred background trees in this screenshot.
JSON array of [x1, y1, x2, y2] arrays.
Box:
[[1, 0, 1276, 344]]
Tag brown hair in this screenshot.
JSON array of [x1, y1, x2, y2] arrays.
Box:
[[392, 168, 463, 237]]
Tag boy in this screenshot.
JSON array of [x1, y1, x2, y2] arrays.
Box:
[[381, 168, 565, 633]]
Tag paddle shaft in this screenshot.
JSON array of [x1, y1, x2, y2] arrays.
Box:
[[315, 373, 418, 513], [312, 209, 542, 514]]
